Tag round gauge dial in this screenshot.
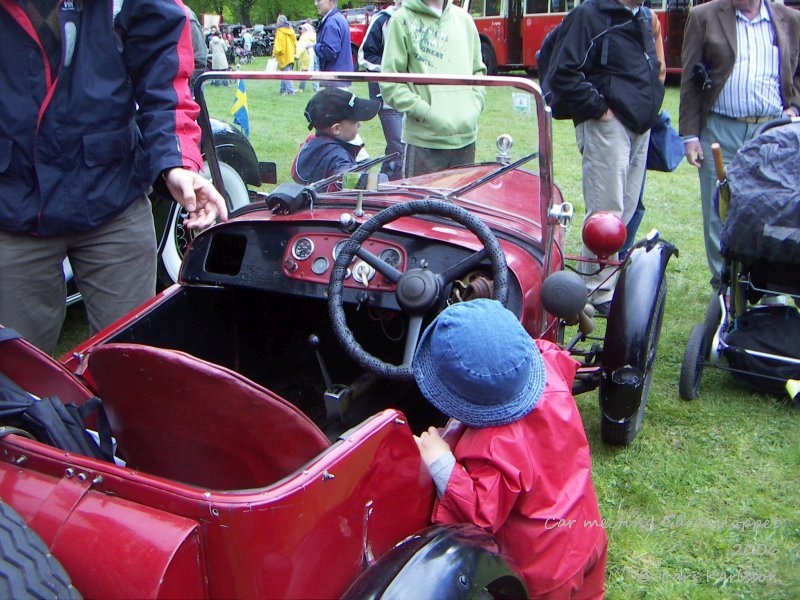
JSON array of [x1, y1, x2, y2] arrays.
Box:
[[291, 237, 314, 261], [379, 248, 402, 269], [333, 239, 356, 262], [311, 256, 330, 275]]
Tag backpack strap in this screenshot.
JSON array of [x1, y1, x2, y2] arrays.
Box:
[[78, 397, 114, 462]]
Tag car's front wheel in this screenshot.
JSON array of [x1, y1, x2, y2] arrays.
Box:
[[157, 160, 250, 286]]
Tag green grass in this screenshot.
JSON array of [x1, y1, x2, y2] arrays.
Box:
[[58, 65, 799, 598]]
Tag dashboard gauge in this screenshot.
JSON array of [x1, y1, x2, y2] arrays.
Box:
[[379, 248, 402, 269], [311, 256, 330, 275], [333, 239, 355, 262], [291, 237, 314, 261]]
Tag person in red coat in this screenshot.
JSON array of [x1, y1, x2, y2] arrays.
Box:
[[412, 299, 607, 599]]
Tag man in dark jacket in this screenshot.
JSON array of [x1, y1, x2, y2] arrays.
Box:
[[547, 0, 664, 311], [314, 0, 354, 86], [0, 0, 227, 353]]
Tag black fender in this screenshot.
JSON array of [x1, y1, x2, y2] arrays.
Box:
[[342, 525, 528, 599], [600, 237, 677, 421], [209, 118, 262, 187]]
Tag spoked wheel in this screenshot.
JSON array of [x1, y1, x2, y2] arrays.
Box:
[[600, 276, 667, 445], [0, 501, 80, 599], [157, 160, 250, 286], [328, 199, 508, 381], [679, 323, 707, 400]]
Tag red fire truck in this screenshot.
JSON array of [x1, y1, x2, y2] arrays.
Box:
[[469, 0, 691, 75], [470, 0, 800, 75]]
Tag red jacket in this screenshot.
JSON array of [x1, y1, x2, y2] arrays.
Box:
[[432, 339, 606, 596]]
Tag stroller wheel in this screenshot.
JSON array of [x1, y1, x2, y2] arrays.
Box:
[[679, 323, 707, 400]]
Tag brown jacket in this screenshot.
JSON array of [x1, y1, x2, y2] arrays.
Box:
[[678, 0, 800, 137]]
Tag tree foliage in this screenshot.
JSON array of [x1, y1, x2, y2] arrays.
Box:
[[184, 0, 318, 27]]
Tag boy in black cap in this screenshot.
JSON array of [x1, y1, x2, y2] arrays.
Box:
[[293, 88, 381, 185]]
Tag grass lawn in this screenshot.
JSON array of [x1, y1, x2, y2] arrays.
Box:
[[57, 66, 798, 598]]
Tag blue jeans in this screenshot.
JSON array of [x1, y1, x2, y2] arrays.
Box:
[[368, 82, 404, 179], [279, 65, 295, 95]]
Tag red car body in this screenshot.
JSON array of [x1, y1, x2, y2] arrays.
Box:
[[0, 72, 673, 598]]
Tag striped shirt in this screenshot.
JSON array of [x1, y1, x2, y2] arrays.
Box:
[[713, 1, 783, 119]]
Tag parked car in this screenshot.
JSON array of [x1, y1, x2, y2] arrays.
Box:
[[0, 71, 675, 597], [64, 117, 267, 304]]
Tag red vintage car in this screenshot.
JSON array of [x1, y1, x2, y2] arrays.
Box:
[[0, 71, 675, 598]]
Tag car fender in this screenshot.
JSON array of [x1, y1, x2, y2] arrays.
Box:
[[342, 524, 528, 599], [601, 238, 677, 421]]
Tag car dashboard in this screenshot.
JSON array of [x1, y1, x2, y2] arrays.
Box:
[[181, 218, 524, 313]]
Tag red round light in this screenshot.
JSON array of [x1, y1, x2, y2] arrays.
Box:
[[582, 212, 627, 260]]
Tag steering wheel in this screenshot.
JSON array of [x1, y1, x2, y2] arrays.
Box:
[[328, 199, 509, 380]]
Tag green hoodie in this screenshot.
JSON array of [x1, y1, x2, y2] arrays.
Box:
[[381, 0, 486, 150]]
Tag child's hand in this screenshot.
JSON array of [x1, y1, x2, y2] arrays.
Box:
[[414, 426, 452, 467]]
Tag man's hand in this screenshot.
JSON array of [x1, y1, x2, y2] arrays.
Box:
[[414, 426, 452, 467], [164, 167, 229, 229], [684, 139, 704, 168], [783, 106, 799, 118]]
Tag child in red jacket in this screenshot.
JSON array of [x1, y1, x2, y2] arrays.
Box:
[[412, 299, 607, 599]]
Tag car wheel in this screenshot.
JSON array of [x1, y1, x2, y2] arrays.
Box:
[[481, 42, 497, 76], [0, 501, 80, 599], [679, 323, 707, 401], [157, 160, 250, 286], [600, 276, 667, 445]]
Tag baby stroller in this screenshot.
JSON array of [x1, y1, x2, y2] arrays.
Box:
[[680, 118, 800, 401]]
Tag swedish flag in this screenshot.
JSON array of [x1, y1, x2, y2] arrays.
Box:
[[231, 79, 250, 138]]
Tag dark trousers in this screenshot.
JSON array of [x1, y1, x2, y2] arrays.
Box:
[[402, 143, 476, 178]]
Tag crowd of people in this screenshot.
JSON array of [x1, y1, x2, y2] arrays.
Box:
[[2, 0, 798, 597]]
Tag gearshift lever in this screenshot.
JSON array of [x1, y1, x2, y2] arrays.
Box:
[[309, 334, 350, 421], [308, 334, 334, 391]]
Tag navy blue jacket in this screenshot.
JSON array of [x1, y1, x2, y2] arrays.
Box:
[[293, 134, 360, 185], [0, 0, 202, 236], [315, 8, 353, 77]]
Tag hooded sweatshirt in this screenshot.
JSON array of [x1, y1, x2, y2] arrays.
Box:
[[381, 0, 486, 150]]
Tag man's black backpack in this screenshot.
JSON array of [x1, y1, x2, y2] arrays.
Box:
[[536, 22, 563, 111]]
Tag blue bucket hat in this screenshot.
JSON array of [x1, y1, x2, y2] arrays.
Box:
[[412, 299, 546, 428]]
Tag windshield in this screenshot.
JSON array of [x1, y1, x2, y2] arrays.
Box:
[[195, 71, 552, 226]]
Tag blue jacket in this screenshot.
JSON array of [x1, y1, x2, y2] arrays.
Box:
[[293, 134, 360, 185], [0, 0, 203, 236], [315, 8, 353, 77]]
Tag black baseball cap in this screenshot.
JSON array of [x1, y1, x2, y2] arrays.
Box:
[[304, 88, 381, 131]]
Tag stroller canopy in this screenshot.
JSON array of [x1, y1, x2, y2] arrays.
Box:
[[721, 123, 800, 265]]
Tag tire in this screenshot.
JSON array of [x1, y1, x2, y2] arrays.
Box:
[[704, 294, 722, 344], [600, 276, 667, 445], [0, 501, 80, 599], [679, 323, 706, 400], [481, 42, 497, 76], [157, 160, 250, 286]]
